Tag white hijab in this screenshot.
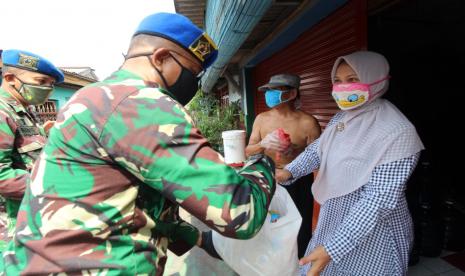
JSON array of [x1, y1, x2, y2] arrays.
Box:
[[312, 51, 424, 204]]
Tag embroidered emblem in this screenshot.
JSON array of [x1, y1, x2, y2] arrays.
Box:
[[336, 122, 345, 132], [18, 125, 40, 137], [189, 33, 217, 62], [18, 54, 39, 70]]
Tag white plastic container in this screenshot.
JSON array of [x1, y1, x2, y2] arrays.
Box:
[[221, 130, 246, 164]]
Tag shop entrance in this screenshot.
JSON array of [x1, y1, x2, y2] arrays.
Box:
[[368, 0, 465, 258]]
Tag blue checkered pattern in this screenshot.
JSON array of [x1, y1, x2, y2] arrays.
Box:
[[301, 154, 419, 276], [281, 112, 421, 275]]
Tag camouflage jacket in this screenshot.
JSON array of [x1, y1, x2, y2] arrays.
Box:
[[2, 70, 275, 275], [0, 88, 46, 252]]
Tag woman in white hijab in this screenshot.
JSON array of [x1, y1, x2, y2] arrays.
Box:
[[277, 51, 424, 276]]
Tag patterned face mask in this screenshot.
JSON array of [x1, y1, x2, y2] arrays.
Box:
[[12, 77, 54, 105], [331, 76, 389, 110]]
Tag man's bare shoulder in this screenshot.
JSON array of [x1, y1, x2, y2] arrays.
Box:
[[296, 110, 319, 125], [255, 110, 273, 122]]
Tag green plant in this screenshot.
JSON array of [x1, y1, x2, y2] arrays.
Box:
[[187, 90, 244, 153]]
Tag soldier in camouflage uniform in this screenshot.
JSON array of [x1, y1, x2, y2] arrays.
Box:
[[0, 49, 64, 252], [2, 13, 276, 275]]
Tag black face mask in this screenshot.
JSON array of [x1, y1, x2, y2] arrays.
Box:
[[153, 54, 200, 106]]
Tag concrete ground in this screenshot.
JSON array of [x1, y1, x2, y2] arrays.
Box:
[[408, 251, 465, 276]]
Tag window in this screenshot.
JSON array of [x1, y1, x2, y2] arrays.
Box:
[[31, 100, 58, 124]]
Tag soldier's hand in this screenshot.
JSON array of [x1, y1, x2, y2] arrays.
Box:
[[199, 231, 222, 260], [43, 120, 55, 134]]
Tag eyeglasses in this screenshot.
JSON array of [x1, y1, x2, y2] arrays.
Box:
[[126, 50, 205, 79], [169, 51, 205, 78]]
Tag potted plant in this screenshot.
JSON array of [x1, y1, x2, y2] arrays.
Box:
[[187, 90, 244, 153]]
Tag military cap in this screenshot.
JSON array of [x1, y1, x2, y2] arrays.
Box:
[[1, 49, 64, 83], [134, 12, 218, 70]]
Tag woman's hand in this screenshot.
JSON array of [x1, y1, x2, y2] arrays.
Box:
[[275, 168, 292, 183], [299, 245, 331, 276]]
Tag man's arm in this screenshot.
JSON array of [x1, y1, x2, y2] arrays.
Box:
[[299, 110, 321, 146], [102, 91, 276, 240], [0, 111, 27, 200], [245, 114, 264, 157], [304, 115, 321, 146], [43, 120, 55, 135]]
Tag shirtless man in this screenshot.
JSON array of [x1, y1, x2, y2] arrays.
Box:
[[246, 73, 321, 258]]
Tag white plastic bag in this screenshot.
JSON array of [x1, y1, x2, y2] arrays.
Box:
[[212, 185, 302, 276]]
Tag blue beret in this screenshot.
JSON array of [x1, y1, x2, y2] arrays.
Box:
[[1, 49, 64, 83], [134, 12, 218, 70]]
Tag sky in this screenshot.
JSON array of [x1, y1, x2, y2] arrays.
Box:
[[0, 0, 175, 79]]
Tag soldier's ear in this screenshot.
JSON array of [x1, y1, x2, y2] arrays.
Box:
[[152, 48, 171, 71], [3, 73, 16, 85]]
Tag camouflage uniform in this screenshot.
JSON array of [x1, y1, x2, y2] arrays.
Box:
[[2, 70, 275, 275], [0, 88, 46, 251]]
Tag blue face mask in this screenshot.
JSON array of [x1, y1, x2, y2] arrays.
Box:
[[265, 89, 289, 108]]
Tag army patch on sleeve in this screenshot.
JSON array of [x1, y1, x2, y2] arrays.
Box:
[[18, 53, 39, 70], [18, 125, 40, 137], [189, 33, 217, 62]]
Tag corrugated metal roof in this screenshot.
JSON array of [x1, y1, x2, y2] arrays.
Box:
[[61, 67, 99, 81], [173, 0, 305, 90], [60, 69, 98, 85], [174, 0, 303, 63], [240, 1, 303, 51], [201, 0, 275, 92], [174, 0, 206, 28]]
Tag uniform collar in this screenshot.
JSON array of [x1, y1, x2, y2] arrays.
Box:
[[0, 88, 27, 113], [105, 69, 176, 99], [106, 69, 145, 82]]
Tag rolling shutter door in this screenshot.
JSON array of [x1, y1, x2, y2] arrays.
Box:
[[252, 0, 367, 128]]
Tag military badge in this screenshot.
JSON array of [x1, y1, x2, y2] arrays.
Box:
[[18, 125, 40, 137], [189, 32, 217, 62], [18, 53, 39, 70]]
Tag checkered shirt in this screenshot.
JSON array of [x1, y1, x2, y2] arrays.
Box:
[[283, 112, 420, 275]]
